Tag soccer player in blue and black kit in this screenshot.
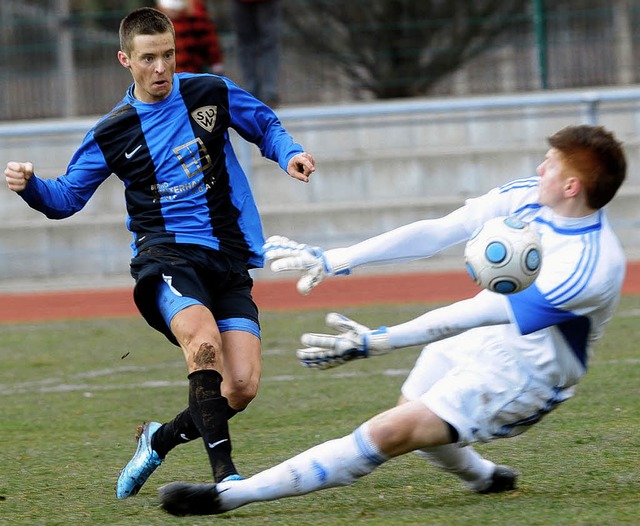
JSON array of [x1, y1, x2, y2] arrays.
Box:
[[4, 7, 315, 501]]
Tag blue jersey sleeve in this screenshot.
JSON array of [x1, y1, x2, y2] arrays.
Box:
[[509, 284, 590, 367], [19, 131, 112, 219], [508, 284, 578, 334], [225, 79, 303, 170]]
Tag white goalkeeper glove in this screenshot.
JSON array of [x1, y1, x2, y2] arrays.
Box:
[[297, 312, 392, 369], [263, 235, 351, 295]]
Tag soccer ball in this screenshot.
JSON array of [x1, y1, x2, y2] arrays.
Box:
[[464, 216, 542, 294]]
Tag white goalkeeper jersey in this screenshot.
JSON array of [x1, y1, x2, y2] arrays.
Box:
[[337, 176, 626, 388]]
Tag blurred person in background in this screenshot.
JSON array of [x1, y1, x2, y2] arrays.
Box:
[[229, 0, 281, 106], [157, 0, 224, 74]]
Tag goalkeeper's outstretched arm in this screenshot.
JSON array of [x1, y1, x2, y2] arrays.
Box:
[[385, 290, 510, 348], [298, 291, 512, 369], [339, 211, 470, 269], [263, 208, 472, 295]]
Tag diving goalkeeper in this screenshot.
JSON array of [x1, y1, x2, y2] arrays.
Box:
[[158, 125, 627, 516]]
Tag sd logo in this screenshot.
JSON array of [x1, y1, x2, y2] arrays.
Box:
[[191, 105, 217, 133]]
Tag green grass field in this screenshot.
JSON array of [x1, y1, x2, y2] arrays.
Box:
[[1, 298, 639, 525]]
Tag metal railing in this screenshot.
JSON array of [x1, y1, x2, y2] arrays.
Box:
[[2, 87, 640, 290], [4, 84, 640, 138]]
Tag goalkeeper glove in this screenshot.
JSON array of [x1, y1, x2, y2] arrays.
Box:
[[263, 235, 351, 295], [296, 312, 392, 369]]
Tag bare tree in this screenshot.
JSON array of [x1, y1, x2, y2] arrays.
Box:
[[283, 0, 533, 99]]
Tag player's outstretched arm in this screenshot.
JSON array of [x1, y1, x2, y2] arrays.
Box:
[[297, 313, 392, 369], [263, 204, 478, 296], [263, 236, 351, 295], [4, 161, 33, 192], [298, 292, 513, 369]]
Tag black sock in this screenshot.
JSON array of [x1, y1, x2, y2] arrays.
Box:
[[149, 394, 245, 459], [151, 408, 200, 459], [188, 370, 238, 482]]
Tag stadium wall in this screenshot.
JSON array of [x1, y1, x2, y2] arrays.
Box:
[[1, 87, 640, 292]]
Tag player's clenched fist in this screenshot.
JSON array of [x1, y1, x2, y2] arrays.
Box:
[[4, 161, 34, 192]]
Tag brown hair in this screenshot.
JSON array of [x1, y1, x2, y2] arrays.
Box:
[[119, 7, 175, 55], [547, 125, 626, 209]]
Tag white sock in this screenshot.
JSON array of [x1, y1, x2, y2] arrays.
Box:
[[216, 422, 388, 512], [413, 444, 495, 492]]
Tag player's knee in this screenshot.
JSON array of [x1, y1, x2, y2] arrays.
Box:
[[189, 340, 222, 370], [174, 321, 222, 367], [368, 419, 408, 454], [224, 377, 259, 410], [367, 403, 445, 456], [171, 306, 221, 352]]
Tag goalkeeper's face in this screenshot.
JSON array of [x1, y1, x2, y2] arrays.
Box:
[[118, 31, 176, 103], [537, 148, 576, 210]]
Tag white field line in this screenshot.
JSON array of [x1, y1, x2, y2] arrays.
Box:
[[0, 360, 411, 396], [2, 358, 639, 397], [1, 309, 638, 397]]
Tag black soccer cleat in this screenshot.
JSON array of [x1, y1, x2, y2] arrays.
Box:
[[478, 465, 518, 494], [159, 482, 222, 516]]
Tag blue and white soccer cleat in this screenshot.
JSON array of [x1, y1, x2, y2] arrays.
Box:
[[116, 421, 163, 499], [220, 473, 244, 483]]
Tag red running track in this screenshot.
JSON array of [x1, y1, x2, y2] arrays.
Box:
[[1, 263, 639, 323]]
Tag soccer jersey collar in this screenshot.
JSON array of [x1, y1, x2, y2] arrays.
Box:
[[540, 207, 602, 234], [125, 74, 181, 110]]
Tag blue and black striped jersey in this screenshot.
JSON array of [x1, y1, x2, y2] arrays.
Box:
[[19, 73, 304, 268]]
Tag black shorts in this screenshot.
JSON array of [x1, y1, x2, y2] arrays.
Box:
[[130, 244, 259, 346]]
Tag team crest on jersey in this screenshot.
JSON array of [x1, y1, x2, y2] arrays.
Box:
[[191, 105, 217, 133]]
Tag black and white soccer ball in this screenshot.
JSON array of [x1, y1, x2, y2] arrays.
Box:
[[464, 216, 542, 294]]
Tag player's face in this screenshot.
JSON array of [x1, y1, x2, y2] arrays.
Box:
[[118, 32, 176, 103], [537, 148, 572, 209]]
